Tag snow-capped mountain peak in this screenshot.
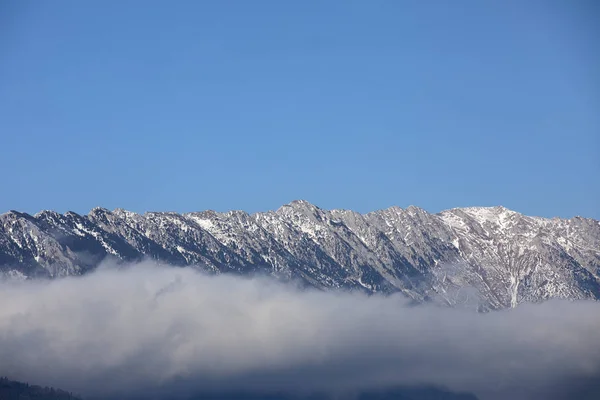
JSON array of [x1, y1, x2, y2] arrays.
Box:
[[1, 202, 598, 310]]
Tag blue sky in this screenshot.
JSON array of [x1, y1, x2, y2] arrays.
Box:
[[1, 0, 598, 218]]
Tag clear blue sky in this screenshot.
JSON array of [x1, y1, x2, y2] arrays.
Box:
[[1, 0, 598, 218]]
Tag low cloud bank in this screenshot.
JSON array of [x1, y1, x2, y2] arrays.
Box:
[[0, 262, 599, 400]]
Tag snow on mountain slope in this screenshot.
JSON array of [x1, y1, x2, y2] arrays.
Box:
[[1, 201, 598, 310]]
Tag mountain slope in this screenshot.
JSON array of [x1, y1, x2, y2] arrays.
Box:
[[1, 201, 599, 310]]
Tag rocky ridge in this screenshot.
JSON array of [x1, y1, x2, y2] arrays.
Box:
[[1, 200, 598, 310]]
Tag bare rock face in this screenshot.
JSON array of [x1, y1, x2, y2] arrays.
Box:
[[1, 201, 599, 310]]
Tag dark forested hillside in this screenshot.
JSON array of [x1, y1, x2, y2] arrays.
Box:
[[0, 378, 81, 400], [0, 378, 479, 400]]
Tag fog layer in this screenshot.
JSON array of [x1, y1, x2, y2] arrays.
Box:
[[0, 262, 599, 400]]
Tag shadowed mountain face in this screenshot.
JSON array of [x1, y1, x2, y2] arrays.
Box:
[[1, 200, 599, 310]]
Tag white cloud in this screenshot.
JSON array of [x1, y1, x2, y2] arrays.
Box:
[[0, 262, 598, 400]]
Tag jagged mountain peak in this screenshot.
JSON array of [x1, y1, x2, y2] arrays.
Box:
[[287, 199, 315, 207], [405, 204, 426, 213], [274, 200, 327, 225], [34, 209, 61, 218], [90, 206, 111, 214], [277, 199, 321, 213], [1, 210, 32, 219]]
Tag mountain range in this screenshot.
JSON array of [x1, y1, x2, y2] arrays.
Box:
[[1, 200, 599, 310]]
